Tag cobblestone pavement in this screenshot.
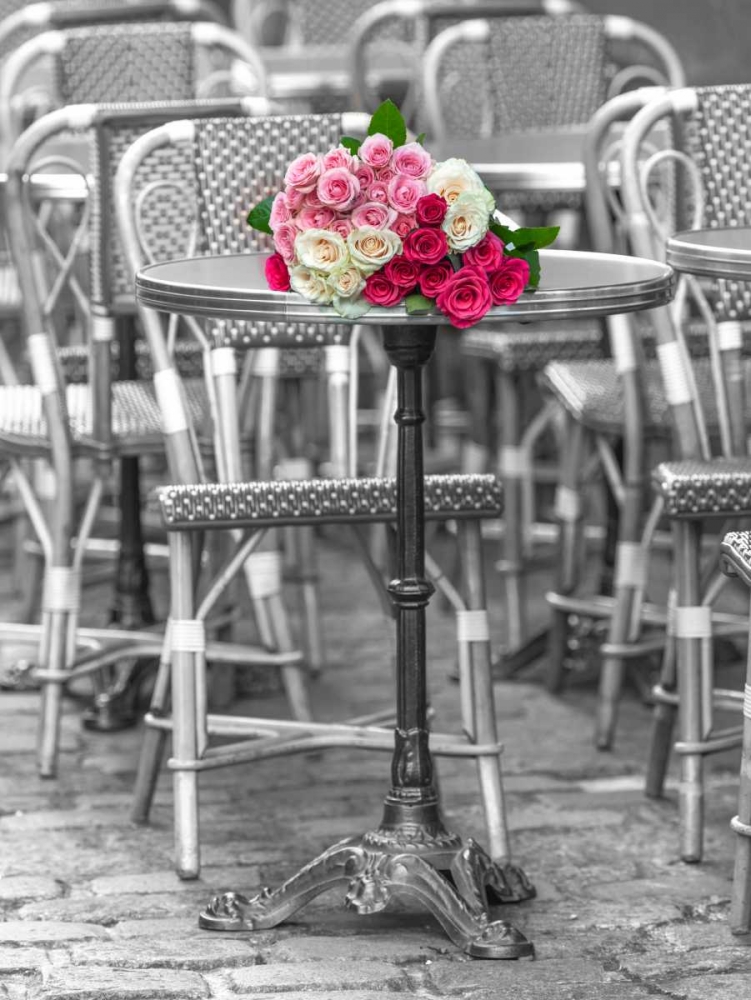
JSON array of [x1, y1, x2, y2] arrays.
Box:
[[0, 528, 749, 999]]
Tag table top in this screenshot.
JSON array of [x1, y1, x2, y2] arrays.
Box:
[[667, 226, 751, 280], [136, 250, 674, 326]]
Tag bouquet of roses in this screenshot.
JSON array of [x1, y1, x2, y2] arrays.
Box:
[[248, 101, 558, 329]]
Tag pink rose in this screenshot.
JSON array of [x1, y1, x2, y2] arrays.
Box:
[[317, 167, 360, 210], [436, 268, 493, 329], [419, 260, 453, 298], [297, 204, 337, 231], [403, 226, 448, 265], [392, 213, 416, 239], [392, 141, 433, 180], [383, 255, 420, 290], [367, 180, 389, 205], [273, 222, 298, 264], [329, 218, 353, 239], [285, 186, 305, 211], [355, 163, 376, 189], [377, 166, 396, 182], [387, 173, 426, 214], [363, 271, 405, 307], [265, 252, 290, 291], [358, 133, 394, 168], [284, 152, 321, 193], [269, 192, 291, 231], [303, 190, 325, 209], [487, 257, 530, 305], [463, 231, 505, 271], [322, 146, 356, 171], [415, 193, 448, 227], [351, 201, 397, 230]]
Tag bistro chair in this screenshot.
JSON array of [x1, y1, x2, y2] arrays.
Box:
[[113, 111, 523, 882], [0, 97, 308, 778], [420, 14, 684, 673], [547, 84, 751, 861], [0, 18, 268, 667], [349, 0, 587, 122], [720, 530, 751, 933]]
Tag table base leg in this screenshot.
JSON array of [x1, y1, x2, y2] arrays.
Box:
[[199, 819, 535, 960]]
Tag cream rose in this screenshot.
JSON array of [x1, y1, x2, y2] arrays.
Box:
[[427, 157, 494, 210], [346, 226, 402, 274], [288, 264, 334, 304], [295, 228, 349, 274], [442, 191, 491, 252], [329, 264, 366, 299]]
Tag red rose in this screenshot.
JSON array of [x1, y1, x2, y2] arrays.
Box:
[[265, 252, 290, 292], [463, 231, 504, 271], [415, 193, 448, 227], [436, 268, 492, 329], [488, 257, 530, 305], [362, 271, 406, 307], [383, 255, 420, 290], [419, 259, 453, 298], [403, 226, 449, 265]]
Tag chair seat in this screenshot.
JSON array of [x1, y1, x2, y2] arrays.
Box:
[[0, 379, 208, 456], [158, 474, 504, 532], [460, 319, 604, 372], [542, 358, 751, 436], [653, 458, 751, 518], [720, 528, 751, 587]]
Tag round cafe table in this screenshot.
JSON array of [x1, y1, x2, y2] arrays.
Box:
[[667, 225, 751, 280], [136, 248, 674, 958]]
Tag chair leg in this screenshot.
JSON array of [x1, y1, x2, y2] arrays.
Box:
[[645, 597, 678, 799], [36, 605, 69, 779], [496, 369, 528, 652], [730, 594, 751, 933], [595, 483, 645, 750], [456, 519, 510, 862], [131, 640, 173, 825], [546, 416, 586, 693], [169, 532, 201, 880], [674, 520, 709, 863]]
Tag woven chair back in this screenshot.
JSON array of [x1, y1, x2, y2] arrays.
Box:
[[621, 84, 751, 460]]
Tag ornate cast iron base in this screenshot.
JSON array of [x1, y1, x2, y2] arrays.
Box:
[[200, 815, 535, 960]]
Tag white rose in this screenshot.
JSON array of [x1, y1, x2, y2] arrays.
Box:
[[295, 228, 349, 274], [347, 226, 402, 274], [442, 191, 491, 252], [289, 264, 334, 304], [427, 157, 494, 211], [329, 264, 366, 299], [332, 294, 371, 320]]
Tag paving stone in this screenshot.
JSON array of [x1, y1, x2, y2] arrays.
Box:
[[263, 933, 439, 965], [19, 891, 212, 924], [227, 961, 410, 992], [68, 938, 259, 971], [0, 947, 48, 973], [620, 945, 751, 979], [39, 967, 209, 999], [0, 923, 109, 945], [0, 811, 117, 833], [0, 877, 65, 904], [109, 919, 227, 941], [85, 868, 255, 897], [426, 957, 623, 994], [665, 974, 751, 998]]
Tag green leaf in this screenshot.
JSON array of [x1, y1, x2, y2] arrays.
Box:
[[247, 195, 275, 235], [506, 247, 541, 288], [405, 292, 435, 315], [367, 99, 407, 147], [415, 132, 426, 145], [489, 222, 558, 251], [340, 135, 361, 155]]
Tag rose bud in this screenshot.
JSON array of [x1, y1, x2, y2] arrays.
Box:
[[362, 271, 406, 308], [402, 226, 449, 265], [383, 255, 421, 290], [265, 252, 291, 292], [415, 193, 448, 227], [463, 231, 505, 271], [488, 257, 531, 305], [436, 268, 493, 329], [418, 260, 453, 298]]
